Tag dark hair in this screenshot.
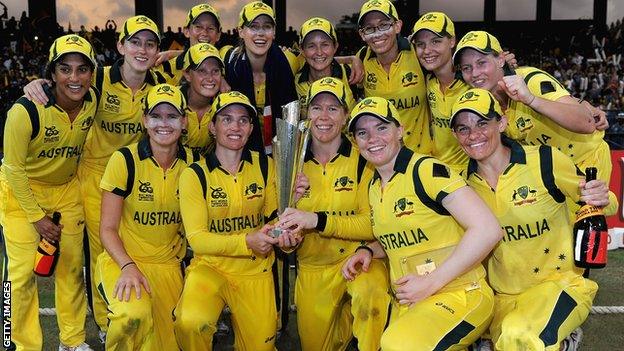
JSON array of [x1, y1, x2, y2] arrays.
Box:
[[44, 53, 95, 81]]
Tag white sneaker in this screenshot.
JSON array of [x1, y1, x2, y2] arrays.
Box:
[[98, 330, 107, 344], [561, 328, 583, 351], [58, 342, 94, 351]]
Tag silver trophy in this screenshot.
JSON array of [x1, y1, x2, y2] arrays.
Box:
[[271, 100, 310, 237]]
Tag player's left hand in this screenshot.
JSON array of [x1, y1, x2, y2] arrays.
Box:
[[154, 49, 183, 67], [394, 273, 438, 306], [581, 100, 609, 130], [579, 179, 610, 207], [277, 207, 317, 234], [501, 51, 518, 69], [348, 56, 364, 85], [499, 75, 535, 105], [292, 172, 310, 203], [276, 231, 302, 250]]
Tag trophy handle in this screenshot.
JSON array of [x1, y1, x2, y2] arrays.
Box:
[[292, 120, 311, 207]]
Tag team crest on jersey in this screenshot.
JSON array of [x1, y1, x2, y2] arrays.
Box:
[[138, 180, 154, 201], [401, 72, 418, 87], [365, 72, 377, 90], [393, 197, 414, 217], [210, 186, 228, 207], [511, 185, 537, 206], [334, 176, 355, 192], [81, 116, 94, 131], [244, 182, 264, 200], [514, 116, 533, 132], [104, 92, 121, 113], [44, 125, 60, 143]]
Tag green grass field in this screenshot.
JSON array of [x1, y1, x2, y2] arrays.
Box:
[[13, 250, 624, 350]]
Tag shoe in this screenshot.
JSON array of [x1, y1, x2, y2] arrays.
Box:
[[98, 330, 107, 344], [58, 342, 94, 351], [561, 327, 583, 351]]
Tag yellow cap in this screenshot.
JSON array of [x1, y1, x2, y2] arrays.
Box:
[[411, 12, 455, 38], [307, 77, 348, 108], [238, 1, 275, 27], [209, 91, 257, 120], [348, 96, 400, 133], [144, 84, 187, 115], [183, 43, 224, 71], [119, 15, 160, 43], [358, 0, 398, 25], [453, 31, 502, 64], [185, 3, 221, 28], [48, 34, 97, 67], [450, 88, 503, 127], [300, 17, 337, 45]]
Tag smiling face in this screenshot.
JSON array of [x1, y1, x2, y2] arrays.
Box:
[[359, 11, 401, 57], [239, 15, 275, 57], [353, 115, 403, 170], [458, 49, 504, 91], [452, 110, 506, 161], [301, 31, 338, 74], [143, 103, 187, 148], [413, 30, 455, 72], [185, 13, 221, 45], [117, 30, 159, 73], [307, 93, 347, 144], [51, 53, 94, 106], [184, 57, 222, 99], [210, 104, 254, 152]]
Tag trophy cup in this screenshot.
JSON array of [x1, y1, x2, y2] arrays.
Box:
[[271, 100, 310, 237]]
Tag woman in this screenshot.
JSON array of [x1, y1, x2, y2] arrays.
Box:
[[180, 42, 224, 155], [0, 34, 97, 351], [223, 1, 298, 154], [342, 96, 502, 350], [449, 88, 609, 351], [276, 78, 390, 351], [174, 91, 299, 350], [24, 16, 169, 335], [95, 84, 198, 350]]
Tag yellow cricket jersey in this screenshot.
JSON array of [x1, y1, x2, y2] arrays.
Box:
[[358, 37, 432, 154], [294, 60, 356, 112], [368, 147, 485, 285], [426, 74, 470, 170], [296, 136, 375, 267], [1, 89, 98, 222], [179, 148, 278, 275], [464, 138, 584, 295], [154, 45, 232, 85], [180, 87, 213, 156], [504, 66, 606, 166], [100, 138, 199, 264], [83, 59, 166, 170]]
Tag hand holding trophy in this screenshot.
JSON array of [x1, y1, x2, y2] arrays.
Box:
[[271, 100, 310, 237]]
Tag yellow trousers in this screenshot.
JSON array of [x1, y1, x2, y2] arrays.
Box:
[[174, 262, 278, 351], [95, 253, 183, 351], [0, 177, 87, 350], [296, 259, 391, 351], [491, 274, 597, 351], [381, 280, 494, 351]]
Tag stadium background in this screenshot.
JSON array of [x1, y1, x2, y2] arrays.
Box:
[[0, 0, 623, 349]]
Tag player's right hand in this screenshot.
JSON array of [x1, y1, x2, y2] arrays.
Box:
[[33, 215, 62, 242], [246, 224, 278, 255], [23, 78, 52, 105], [114, 264, 151, 302], [341, 247, 372, 281]]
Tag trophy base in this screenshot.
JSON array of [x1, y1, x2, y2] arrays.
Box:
[[270, 228, 283, 238]]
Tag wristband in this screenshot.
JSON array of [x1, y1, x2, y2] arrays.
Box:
[[355, 245, 374, 257], [120, 261, 136, 271]]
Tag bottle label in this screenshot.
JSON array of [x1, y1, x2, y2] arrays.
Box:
[[575, 204, 603, 223]]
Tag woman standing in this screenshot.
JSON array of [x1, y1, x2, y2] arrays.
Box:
[[343, 96, 501, 350], [95, 84, 198, 350], [449, 88, 609, 350], [1, 34, 97, 351]]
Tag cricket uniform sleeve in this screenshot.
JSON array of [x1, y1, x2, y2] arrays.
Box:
[[2, 102, 44, 222], [179, 166, 252, 257]]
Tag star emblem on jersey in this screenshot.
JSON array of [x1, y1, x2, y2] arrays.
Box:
[[511, 185, 537, 206], [393, 197, 414, 217], [138, 180, 154, 201], [401, 72, 418, 87], [244, 182, 264, 199], [334, 176, 355, 192]]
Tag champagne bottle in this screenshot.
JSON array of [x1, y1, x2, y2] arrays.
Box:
[[33, 212, 61, 277], [572, 167, 608, 268]]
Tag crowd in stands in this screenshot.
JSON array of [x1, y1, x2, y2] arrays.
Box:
[[2, 3, 624, 147]]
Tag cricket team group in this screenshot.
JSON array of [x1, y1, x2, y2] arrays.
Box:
[[0, 0, 615, 350]]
